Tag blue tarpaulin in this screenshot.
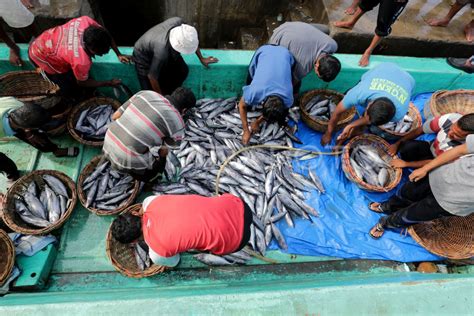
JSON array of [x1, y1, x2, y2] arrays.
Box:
[[270, 92, 442, 262]]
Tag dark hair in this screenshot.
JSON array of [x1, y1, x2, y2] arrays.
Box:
[[10, 102, 50, 129], [458, 113, 474, 133], [83, 26, 112, 56], [262, 96, 288, 125], [367, 97, 395, 126], [317, 55, 341, 82], [111, 213, 142, 244], [169, 87, 196, 112]]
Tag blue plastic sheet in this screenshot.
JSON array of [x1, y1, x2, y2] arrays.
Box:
[[269, 92, 442, 262]]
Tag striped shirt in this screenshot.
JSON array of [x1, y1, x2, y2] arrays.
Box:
[[423, 113, 463, 157], [103, 90, 185, 171]]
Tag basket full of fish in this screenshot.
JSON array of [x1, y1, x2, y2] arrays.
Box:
[[106, 204, 166, 278], [370, 103, 422, 141], [152, 97, 326, 266], [342, 134, 402, 193], [77, 155, 140, 216], [67, 97, 121, 147], [2, 170, 77, 235], [299, 89, 356, 133]]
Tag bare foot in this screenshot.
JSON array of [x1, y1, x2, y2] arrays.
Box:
[[465, 21, 474, 42], [425, 18, 449, 27], [344, 6, 357, 15], [334, 20, 355, 29], [9, 49, 23, 67], [358, 52, 371, 67]]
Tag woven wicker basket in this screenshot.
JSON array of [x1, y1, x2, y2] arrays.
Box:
[[300, 89, 356, 133], [67, 97, 121, 147], [342, 134, 402, 192], [0, 71, 61, 109], [2, 170, 77, 235], [77, 155, 140, 216], [371, 103, 422, 141], [408, 213, 474, 259], [0, 229, 15, 287], [424, 90, 474, 118], [106, 204, 166, 278]]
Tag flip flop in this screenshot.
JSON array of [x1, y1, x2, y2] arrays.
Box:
[[369, 223, 385, 240], [368, 202, 385, 214]]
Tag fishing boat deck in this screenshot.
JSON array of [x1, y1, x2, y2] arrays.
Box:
[[0, 45, 473, 314]]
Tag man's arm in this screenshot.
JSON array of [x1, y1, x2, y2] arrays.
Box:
[[0, 24, 22, 66], [147, 75, 162, 94], [110, 38, 131, 64], [388, 125, 424, 155], [77, 78, 121, 88], [321, 100, 346, 145], [238, 96, 253, 145], [409, 143, 469, 182], [195, 48, 218, 68]]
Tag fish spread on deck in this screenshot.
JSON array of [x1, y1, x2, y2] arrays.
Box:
[[81, 161, 135, 211], [304, 95, 337, 121], [152, 97, 325, 265], [380, 114, 413, 134], [75, 104, 114, 140], [349, 145, 394, 187], [14, 175, 71, 228]]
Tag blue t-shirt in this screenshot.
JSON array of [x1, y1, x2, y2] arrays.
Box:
[[342, 62, 415, 122], [242, 45, 295, 108]]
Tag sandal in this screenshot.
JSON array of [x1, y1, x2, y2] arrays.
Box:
[[369, 222, 385, 240], [368, 202, 385, 214], [54, 147, 79, 158]]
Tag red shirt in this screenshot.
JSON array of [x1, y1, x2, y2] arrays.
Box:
[[29, 16, 100, 81], [142, 194, 244, 257]]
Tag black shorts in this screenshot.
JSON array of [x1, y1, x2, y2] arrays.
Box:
[[359, 0, 408, 37], [235, 201, 253, 252]]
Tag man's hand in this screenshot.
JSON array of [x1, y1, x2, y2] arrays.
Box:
[[336, 124, 354, 143], [118, 55, 132, 64], [358, 51, 371, 67], [20, 0, 34, 9], [390, 159, 407, 169], [321, 131, 332, 146], [388, 142, 400, 156], [200, 56, 219, 68], [158, 146, 168, 158], [409, 167, 428, 182], [250, 120, 261, 134], [242, 129, 252, 145], [9, 49, 23, 67], [108, 79, 122, 86]]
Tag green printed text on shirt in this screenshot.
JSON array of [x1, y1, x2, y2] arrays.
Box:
[[369, 78, 408, 104]]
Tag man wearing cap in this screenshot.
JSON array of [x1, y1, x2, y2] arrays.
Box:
[[110, 193, 252, 267], [132, 17, 218, 95]]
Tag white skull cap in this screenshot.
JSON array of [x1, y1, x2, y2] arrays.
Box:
[[169, 24, 199, 55]]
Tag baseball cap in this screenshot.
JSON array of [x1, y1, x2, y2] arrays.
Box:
[[169, 24, 199, 55], [149, 248, 180, 267]]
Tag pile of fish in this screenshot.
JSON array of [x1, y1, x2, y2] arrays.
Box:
[[153, 97, 325, 266], [81, 161, 135, 211], [304, 95, 337, 121], [13, 175, 71, 228], [380, 114, 413, 134], [349, 145, 394, 187], [75, 104, 114, 140], [134, 240, 151, 271]]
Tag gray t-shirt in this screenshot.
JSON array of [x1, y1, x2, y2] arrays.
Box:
[[133, 17, 183, 78], [429, 134, 474, 216], [269, 21, 338, 82]]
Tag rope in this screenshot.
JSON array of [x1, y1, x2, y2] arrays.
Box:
[[215, 144, 342, 195]]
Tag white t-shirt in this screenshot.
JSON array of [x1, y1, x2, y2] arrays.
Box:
[[0, 0, 34, 28]]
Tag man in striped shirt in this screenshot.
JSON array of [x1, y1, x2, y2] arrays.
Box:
[[102, 88, 196, 182]]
